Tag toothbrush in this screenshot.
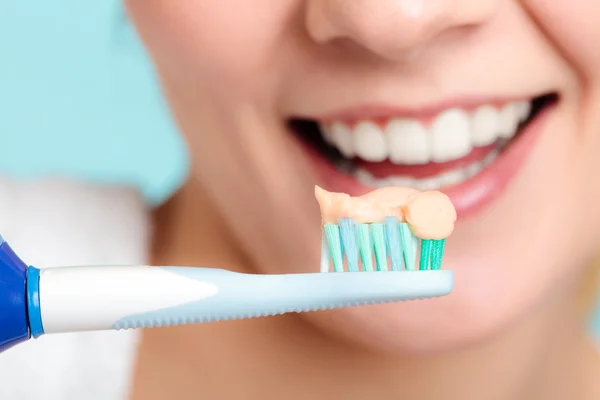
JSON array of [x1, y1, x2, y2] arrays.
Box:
[[0, 233, 454, 354]]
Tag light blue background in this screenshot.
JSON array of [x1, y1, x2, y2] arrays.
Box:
[[1, 1, 599, 334], [0, 0, 188, 205], [592, 307, 600, 338]]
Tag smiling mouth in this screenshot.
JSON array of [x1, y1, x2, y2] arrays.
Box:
[[289, 93, 557, 192]]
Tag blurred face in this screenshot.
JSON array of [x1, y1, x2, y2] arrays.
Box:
[[125, 1, 600, 352]]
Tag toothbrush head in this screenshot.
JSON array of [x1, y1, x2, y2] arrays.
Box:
[[316, 186, 456, 273]]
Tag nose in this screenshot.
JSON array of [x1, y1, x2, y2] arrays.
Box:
[[305, 0, 498, 61]]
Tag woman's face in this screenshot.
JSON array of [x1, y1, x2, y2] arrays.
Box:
[[125, 1, 600, 352]]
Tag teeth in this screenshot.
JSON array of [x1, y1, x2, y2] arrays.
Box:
[[318, 100, 531, 165], [430, 108, 473, 163], [386, 119, 430, 165], [471, 106, 500, 147], [354, 149, 500, 191], [321, 125, 335, 145], [437, 169, 468, 187], [515, 101, 531, 122], [329, 122, 355, 158], [482, 148, 500, 165], [353, 121, 388, 161], [498, 103, 519, 139]]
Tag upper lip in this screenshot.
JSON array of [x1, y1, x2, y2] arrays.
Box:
[[294, 96, 536, 124]]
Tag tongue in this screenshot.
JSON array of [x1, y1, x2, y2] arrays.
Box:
[[355, 145, 497, 179]]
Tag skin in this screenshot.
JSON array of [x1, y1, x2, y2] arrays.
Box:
[[123, 1, 600, 399]]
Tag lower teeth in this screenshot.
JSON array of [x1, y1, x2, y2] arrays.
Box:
[[353, 149, 500, 190]]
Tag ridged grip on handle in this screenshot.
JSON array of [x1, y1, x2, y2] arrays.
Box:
[[38, 266, 453, 334]]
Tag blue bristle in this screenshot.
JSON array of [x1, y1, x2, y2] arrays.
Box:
[[339, 218, 359, 272], [385, 217, 403, 271]]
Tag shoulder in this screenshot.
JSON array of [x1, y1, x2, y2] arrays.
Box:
[[0, 176, 150, 400]]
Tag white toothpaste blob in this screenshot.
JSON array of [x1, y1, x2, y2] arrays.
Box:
[[404, 191, 457, 240], [315, 186, 457, 240]]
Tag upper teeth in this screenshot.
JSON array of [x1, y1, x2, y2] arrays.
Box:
[[320, 101, 531, 164]]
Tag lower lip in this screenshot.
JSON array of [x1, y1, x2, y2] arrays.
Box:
[[296, 106, 554, 218]]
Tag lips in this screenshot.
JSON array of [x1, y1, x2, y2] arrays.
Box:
[[290, 93, 557, 218]]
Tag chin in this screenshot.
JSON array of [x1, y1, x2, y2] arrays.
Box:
[[286, 93, 596, 354]]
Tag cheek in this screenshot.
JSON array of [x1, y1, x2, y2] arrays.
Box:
[[125, 1, 293, 91], [525, 1, 600, 82], [525, 1, 600, 218]]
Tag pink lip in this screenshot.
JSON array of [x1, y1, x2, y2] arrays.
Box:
[[306, 97, 530, 125], [296, 104, 554, 219]]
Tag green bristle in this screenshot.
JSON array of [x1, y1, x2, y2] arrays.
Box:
[[324, 224, 344, 273], [430, 239, 446, 270], [370, 223, 388, 271], [356, 223, 373, 272], [399, 223, 417, 271], [419, 239, 432, 271]]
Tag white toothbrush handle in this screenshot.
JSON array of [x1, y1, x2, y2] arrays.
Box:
[[36, 266, 453, 334], [38, 266, 219, 333]]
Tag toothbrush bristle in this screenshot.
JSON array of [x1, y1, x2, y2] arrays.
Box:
[[322, 217, 447, 273], [430, 239, 446, 270], [356, 224, 373, 272], [371, 223, 387, 271], [384, 217, 402, 271], [419, 240, 432, 271], [324, 224, 344, 272], [399, 223, 417, 271], [339, 218, 359, 272]]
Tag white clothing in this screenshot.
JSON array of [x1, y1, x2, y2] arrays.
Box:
[[0, 177, 147, 400]]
